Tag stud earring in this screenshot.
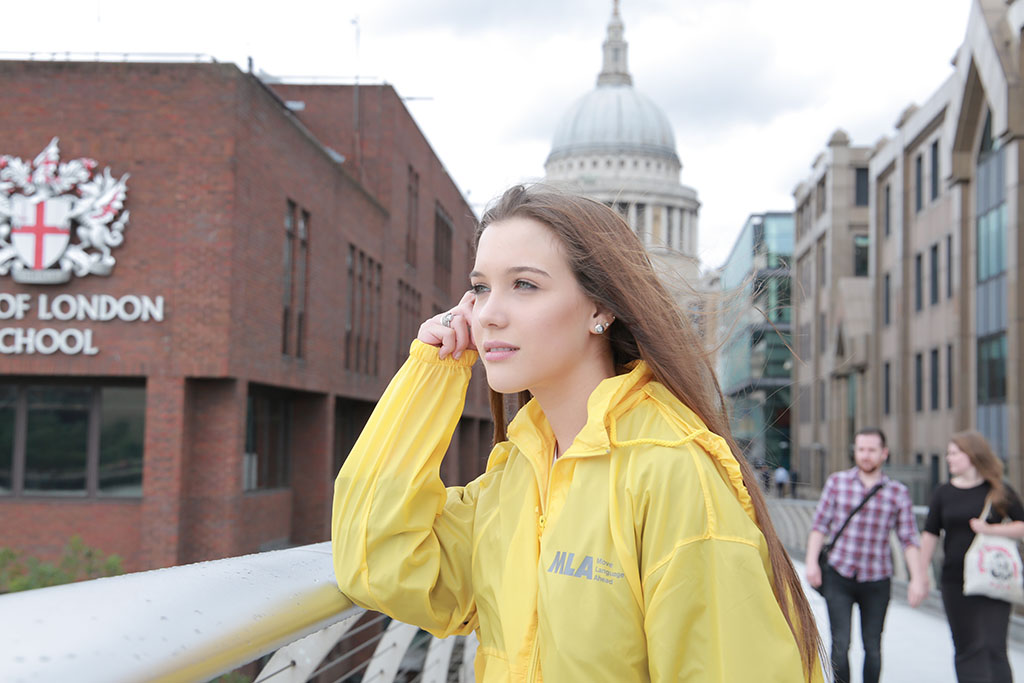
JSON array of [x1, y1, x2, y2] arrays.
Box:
[[594, 323, 606, 334]]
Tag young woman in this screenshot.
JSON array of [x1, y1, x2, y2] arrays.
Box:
[[921, 430, 1024, 683], [332, 185, 824, 681]]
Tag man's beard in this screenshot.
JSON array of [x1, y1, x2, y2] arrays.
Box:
[[857, 461, 880, 475]]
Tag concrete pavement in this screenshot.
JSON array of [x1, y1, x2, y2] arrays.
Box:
[[794, 559, 1024, 682]]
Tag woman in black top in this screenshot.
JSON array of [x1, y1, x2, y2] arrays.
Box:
[[921, 430, 1024, 683]]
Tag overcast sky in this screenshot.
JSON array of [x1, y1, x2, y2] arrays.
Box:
[[3, 0, 973, 269]]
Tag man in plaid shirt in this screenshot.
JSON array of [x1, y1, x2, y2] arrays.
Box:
[[805, 427, 929, 683]]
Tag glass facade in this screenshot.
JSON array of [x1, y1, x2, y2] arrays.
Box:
[[716, 213, 794, 467]]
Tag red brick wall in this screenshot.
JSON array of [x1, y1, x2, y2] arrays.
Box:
[[0, 60, 492, 573], [0, 498, 142, 570]]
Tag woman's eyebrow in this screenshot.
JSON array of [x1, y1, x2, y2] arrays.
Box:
[[469, 266, 551, 279]]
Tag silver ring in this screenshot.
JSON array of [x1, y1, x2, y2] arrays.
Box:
[[441, 311, 455, 328]]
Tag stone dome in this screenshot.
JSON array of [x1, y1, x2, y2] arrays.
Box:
[[545, 1, 679, 168], [548, 85, 679, 164]]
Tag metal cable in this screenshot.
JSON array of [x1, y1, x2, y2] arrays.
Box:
[[312, 631, 391, 679], [252, 659, 296, 683]]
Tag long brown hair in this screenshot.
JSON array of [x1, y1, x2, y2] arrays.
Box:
[[477, 185, 823, 678], [951, 430, 1011, 515]]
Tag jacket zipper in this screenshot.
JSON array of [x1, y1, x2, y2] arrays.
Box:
[[527, 453, 559, 682], [526, 637, 540, 681]]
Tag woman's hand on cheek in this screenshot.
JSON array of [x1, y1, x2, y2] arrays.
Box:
[[417, 290, 477, 359]]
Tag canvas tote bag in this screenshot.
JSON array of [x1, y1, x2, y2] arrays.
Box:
[[963, 498, 1024, 604]]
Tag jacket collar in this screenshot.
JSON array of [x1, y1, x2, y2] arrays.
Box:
[[506, 360, 651, 462]]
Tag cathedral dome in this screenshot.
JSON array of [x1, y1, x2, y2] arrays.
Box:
[[548, 85, 678, 164], [544, 2, 679, 168]]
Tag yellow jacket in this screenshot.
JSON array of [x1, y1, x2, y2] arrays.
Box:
[[333, 341, 817, 681]]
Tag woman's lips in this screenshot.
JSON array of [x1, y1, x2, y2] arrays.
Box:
[[483, 342, 519, 362]]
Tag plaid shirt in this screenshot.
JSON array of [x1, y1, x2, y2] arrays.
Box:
[[811, 467, 920, 582]]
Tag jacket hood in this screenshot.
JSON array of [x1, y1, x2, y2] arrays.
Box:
[[505, 359, 648, 462], [503, 359, 755, 522]]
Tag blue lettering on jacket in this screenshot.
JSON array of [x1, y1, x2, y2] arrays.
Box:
[[546, 550, 602, 583]]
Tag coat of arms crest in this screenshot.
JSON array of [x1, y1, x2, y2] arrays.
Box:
[[0, 138, 129, 284]]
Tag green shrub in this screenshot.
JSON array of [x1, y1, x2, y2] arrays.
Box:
[[0, 535, 122, 593]]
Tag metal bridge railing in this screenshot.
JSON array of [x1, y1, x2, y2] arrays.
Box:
[[0, 542, 476, 683]]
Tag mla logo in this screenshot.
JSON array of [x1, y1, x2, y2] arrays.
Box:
[[0, 138, 129, 284]]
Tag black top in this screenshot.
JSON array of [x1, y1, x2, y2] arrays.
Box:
[[923, 481, 1024, 584]]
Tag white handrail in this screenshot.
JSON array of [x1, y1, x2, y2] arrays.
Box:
[[0, 542, 360, 683]]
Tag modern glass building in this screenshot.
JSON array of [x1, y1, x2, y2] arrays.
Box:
[[715, 213, 794, 469]]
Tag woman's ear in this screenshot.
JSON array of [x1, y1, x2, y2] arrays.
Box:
[[589, 305, 616, 334]]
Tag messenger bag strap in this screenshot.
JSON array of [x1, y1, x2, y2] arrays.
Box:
[[823, 481, 885, 556]]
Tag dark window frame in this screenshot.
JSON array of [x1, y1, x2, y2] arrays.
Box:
[[883, 273, 891, 326], [243, 385, 293, 492], [915, 352, 923, 412], [883, 184, 892, 237], [0, 380, 145, 499], [883, 361, 891, 416], [915, 153, 924, 213], [855, 167, 869, 207], [914, 252, 923, 312], [853, 234, 869, 277]]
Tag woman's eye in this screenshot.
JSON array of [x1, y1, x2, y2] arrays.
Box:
[[471, 283, 489, 294], [513, 279, 537, 290]]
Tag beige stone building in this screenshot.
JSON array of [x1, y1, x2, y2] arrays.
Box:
[[791, 131, 873, 490], [868, 0, 1024, 497], [794, 0, 1024, 501]]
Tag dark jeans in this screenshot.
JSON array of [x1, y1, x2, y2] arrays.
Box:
[[941, 580, 1014, 683], [822, 565, 891, 683]]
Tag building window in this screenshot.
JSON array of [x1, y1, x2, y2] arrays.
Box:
[[818, 379, 827, 421], [0, 382, 145, 498], [976, 116, 1006, 283], [977, 333, 1007, 404], [921, 352, 929, 411], [295, 210, 309, 358], [930, 243, 939, 305], [884, 184, 891, 237], [914, 252, 923, 312], [946, 234, 953, 299], [853, 234, 869, 277], [931, 139, 940, 201], [434, 204, 453, 295], [406, 166, 419, 268], [817, 238, 826, 286], [281, 203, 311, 358], [915, 153, 923, 213], [816, 175, 827, 217], [883, 361, 891, 416], [244, 387, 292, 491], [798, 252, 812, 305], [947, 343, 954, 409], [930, 347, 940, 411], [346, 245, 382, 375], [883, 273, 891, 326], [799, 384, 811, 424], [798, 323, 811, 361], [397, 280, 423, 369], [282, 200, 296, 355], [855, 167, 869, 206], [819, 312, 827, 353]]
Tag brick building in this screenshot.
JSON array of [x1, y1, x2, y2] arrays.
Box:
[[0, 58, 492, 572]]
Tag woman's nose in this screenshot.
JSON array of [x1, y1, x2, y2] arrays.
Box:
[[475, 292, 507, 327]]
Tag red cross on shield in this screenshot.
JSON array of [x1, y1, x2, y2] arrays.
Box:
[[10, 195, 72, 270]]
